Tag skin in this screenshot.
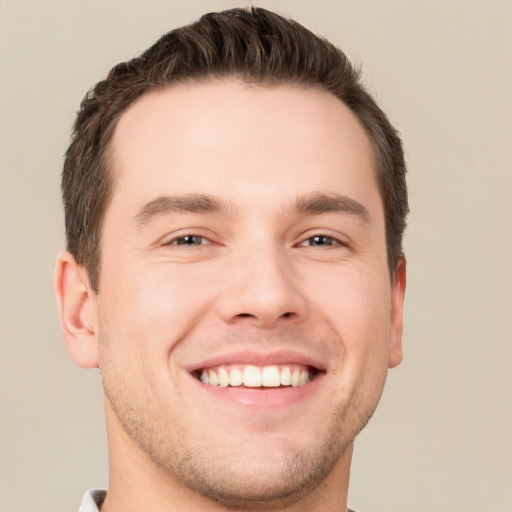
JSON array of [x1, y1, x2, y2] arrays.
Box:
[[55, 81, 405, 511]]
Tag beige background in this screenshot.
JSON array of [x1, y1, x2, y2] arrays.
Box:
[[1, 1, 511, 511]]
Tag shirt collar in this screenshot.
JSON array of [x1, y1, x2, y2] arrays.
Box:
[[78, 489, 106, 512]]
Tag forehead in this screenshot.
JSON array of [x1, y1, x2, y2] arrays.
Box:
[[108, 80, 380, 220]]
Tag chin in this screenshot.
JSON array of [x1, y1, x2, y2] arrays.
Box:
[[180, 453, 337, 509], [152, 428, 352, 510]]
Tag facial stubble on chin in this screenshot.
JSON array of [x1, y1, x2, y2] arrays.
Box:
[[102, 361, 386, 511]]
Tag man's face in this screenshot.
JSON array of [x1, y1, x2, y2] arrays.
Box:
[[91, 81, 404, 506]]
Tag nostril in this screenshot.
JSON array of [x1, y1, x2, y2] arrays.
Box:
[[230, 311, 297, 327], [239, 312, 294, 318]]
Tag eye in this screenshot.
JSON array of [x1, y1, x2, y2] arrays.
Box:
[[169, 235, 211, 246], [299, 235, 344, 247]]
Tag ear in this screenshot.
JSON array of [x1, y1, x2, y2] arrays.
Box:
[[54, 251, 99, 368], [388, 256, 406, 369]]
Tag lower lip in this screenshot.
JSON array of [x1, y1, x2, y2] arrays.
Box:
[[192, 373, 324, 409]]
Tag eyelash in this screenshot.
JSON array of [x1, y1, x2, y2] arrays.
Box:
[[167, 234, 211, 246], [298, 234, 346, 248], [164, 233, 347, 249]]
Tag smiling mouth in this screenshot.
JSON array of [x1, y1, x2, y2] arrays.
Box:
[[194, 364, 320, 388]]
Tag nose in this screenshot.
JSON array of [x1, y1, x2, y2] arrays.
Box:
[[216, 245, 306, 329]]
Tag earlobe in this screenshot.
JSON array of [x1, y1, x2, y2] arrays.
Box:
[[388, 256, 406, 369], [54, 251, 99, 369]]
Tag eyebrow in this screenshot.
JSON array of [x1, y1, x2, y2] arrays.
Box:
[[134, 191, 370, 229], [293, 192, 371, 223], [134, 193, 236, 228]]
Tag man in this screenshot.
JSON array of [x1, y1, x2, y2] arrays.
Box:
[[54, 7, 407, 512]]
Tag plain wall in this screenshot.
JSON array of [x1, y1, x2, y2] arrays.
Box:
[[1, 1, 511, 511]]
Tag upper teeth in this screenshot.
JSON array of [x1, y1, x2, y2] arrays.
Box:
[[199, 365, 310, 388]]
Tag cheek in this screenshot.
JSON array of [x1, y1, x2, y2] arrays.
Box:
[[309, 265, 392, 363], [318, 269, 392, 417], [97, 261, 219, 364]]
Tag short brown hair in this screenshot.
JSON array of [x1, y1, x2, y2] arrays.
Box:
[[63, 7, 408, 293]]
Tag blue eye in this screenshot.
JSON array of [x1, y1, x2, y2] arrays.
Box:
[[171, 235, 209, 246], [301, 235, 340, 247]]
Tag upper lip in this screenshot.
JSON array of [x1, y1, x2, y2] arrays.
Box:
[[186, 349, 327, 373]]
